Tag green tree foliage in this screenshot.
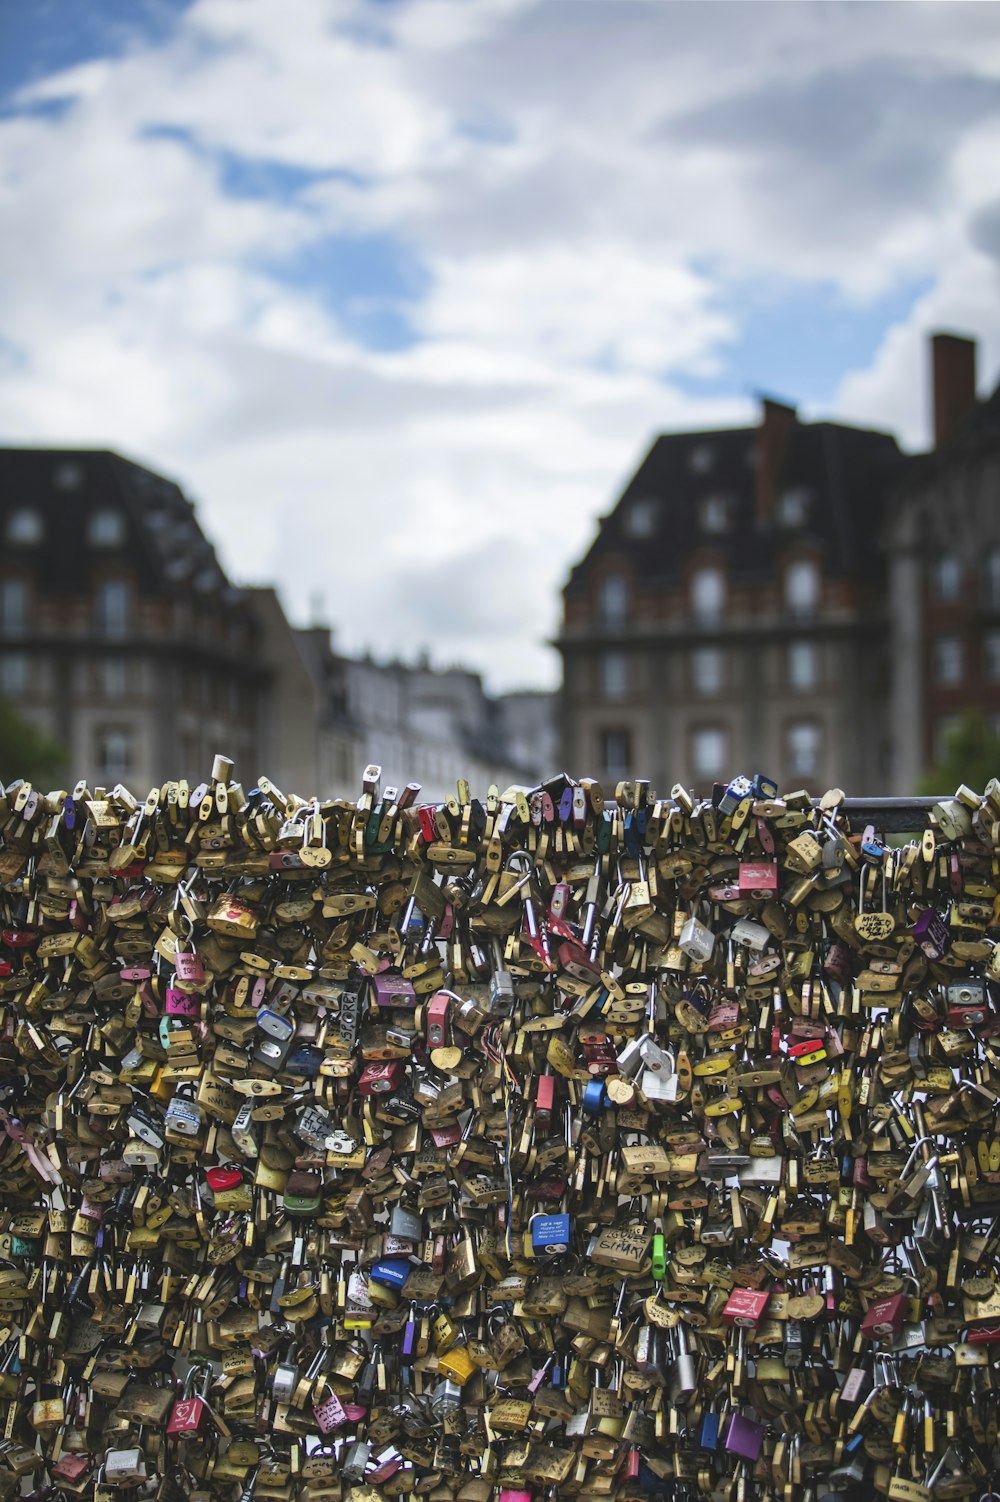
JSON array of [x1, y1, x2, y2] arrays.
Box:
[[917, 707, 1000, 796], [0, 697, 67, 788]]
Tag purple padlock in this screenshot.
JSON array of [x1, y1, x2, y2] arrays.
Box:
[[165, 986, 199, 1018], [911, 908, 952, 962], [723, 1412, 764, 1461]]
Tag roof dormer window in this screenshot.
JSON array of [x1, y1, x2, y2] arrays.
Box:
[[700, 493, 731, 534], [777, 487, 811, 527], [5, 509, 43, 545], [624, 497, 659, 538], [88, 509, 126, 547]]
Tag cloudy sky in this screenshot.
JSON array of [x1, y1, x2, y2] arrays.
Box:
[[2, 0, 1000, 690]]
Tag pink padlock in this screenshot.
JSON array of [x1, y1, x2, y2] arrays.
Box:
[[174, 945, 205, 988], [499, 1492, 532, 1502], [165, 986, 199, 1018], [313, 1390, 348, 1434]]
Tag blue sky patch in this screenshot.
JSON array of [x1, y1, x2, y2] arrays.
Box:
[[672, 275, 933, 411], [0, 0, 192, 102], [261, 233, 431, 352]]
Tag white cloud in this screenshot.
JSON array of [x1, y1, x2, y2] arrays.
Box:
[[1, 0, 1000, 687]]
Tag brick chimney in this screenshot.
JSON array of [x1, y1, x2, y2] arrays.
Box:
[[931, 331, 977, 448], [755, 396, 797, 524]]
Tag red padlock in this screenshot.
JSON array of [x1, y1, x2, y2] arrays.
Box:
[[358, 1061, 403, 1095], [205, 1166, 243, 1193], [738, 862, 779, 898], [166, 1365, 213, 1439], [860, 1292, 909, 1341], [723, 1287, 771, 1328]]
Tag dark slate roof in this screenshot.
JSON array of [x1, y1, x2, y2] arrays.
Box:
[[893, 374, 1000, 495], [565, 417, 904, 593], [0, 447, 237, 601]]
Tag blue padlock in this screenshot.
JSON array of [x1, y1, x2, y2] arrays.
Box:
[[582, 1080, 606, 1115], [369, 1260, 411, 1290], [530, 1212, 571, 1256], [699, 1406, 720, 1451]]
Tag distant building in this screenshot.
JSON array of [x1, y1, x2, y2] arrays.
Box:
[[887, 334, 1000, 792], [556, 400, 904, 794], [0, 449, 263, 790], [318, 650, 553, 803]]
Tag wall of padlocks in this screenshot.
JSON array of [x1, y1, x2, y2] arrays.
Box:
[[1, 757, 999, 1502]]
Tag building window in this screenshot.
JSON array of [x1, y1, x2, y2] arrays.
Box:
[[700, 494, 731, 534], [932, 635, 963, 686], [88, 509, 126, 547], [96, 728, 132, 782], [691, 566, 725, 622], [784, 558, 819, 617], [99, 656, 128, 697], [932, 553, 961, 602], [689, 443, 714, 474], [0, 579, 27, 635], [599, 575, 628, 628], [0, 653, 28, 696], [6, 509, 43, 546], [986, 549, 1000, 608], [691, 646, 723, 696], [692, 726, 727, 779], [53, 462, 83, 491], [599, 651, 628, 699], [96, 579, 129, 638], [787, 640, 817, 691], [624, 498, 658, 538], [787, 720, 820, 778], [599, 728, 631, 779], [777, 487, 811, 527], [985, 631, 1000, 682]]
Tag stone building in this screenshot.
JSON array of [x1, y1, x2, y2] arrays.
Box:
[[887, 335, 1000, 792], [556, 399, 903, 794], [0, 448, 263, 790]]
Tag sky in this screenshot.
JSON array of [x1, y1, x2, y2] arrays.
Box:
[[1, 0, 1000, 692]]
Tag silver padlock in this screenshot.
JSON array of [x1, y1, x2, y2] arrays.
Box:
[[271, 1341, 301, 1403], [231, 1100, 260, 1159], [667, 1324, 698, 1404], [390, 1204, 424, 1242], [679, 909, 715, 962], [104, 1448, 147, 1485], [256, 1007, 295, 1042], [728, 918, 771, 952], [126, 1104, 165, 1149], [252, 1033, 291, 1070], [339, 1441, 371, 1484], [164, 1087, 202, 1139]]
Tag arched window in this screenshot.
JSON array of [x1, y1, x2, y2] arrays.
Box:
[[932, 553, 961, 602], [599, 575, 628, 628], [691, 566, 724, 622], [691, 647, 723, 696], [0, 579, 27, 634], [785, 559, 819, 617], [787, 721, 820, 777], [97, 579, 129, 638]]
